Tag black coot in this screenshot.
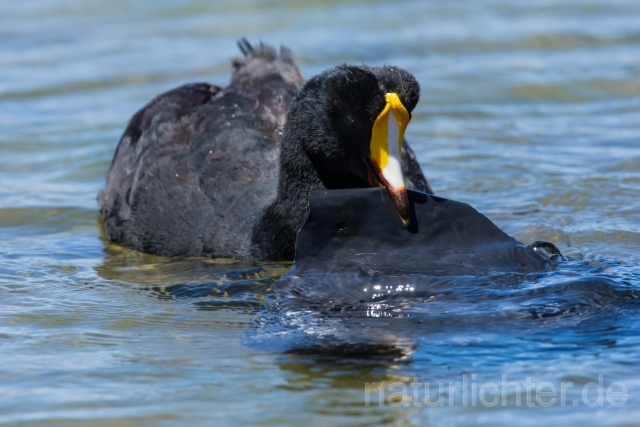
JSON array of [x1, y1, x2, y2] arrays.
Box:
[[99, 40, 430, 261]]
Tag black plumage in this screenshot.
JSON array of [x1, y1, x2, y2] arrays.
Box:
[[99, 40, 431, 261]]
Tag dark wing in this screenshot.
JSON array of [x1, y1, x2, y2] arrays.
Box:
[[99, 41, 302, 259], [98, 83, 223, 256]]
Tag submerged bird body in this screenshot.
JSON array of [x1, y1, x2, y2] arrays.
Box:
[[99, 41, 430, 261]]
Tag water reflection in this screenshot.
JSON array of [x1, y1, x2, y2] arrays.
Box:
[[96, 241, 290, 311], [245, 256, 640, 359], [274, 356, 421, 425], [2, 0, 640, 424]]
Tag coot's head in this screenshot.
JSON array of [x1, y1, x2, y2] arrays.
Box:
[[284, 64, 420, 225]]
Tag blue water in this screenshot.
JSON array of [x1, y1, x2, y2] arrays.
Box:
[[1, 0, 639, 425]]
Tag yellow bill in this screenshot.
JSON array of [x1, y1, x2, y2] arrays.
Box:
[[369, 92, 411, 225]]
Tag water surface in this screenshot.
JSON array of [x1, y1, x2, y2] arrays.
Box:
[[1, 0, 639, 425]]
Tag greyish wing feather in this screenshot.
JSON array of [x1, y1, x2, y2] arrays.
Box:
[[99, 42, 302, 259]]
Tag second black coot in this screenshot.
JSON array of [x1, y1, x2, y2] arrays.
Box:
[[99, 40, 431, 261]]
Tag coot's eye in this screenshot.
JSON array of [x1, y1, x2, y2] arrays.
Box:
[[346, 114, 355, 123]]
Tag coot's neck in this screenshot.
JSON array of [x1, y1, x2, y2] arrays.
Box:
[[250, 133, 325, 261]]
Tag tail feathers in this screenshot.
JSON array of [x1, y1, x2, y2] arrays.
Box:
[[234, 38, 296, 67], [231, 38, 303, 86], [278, 45, 294, 64], [237, 37, 254, 57]]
